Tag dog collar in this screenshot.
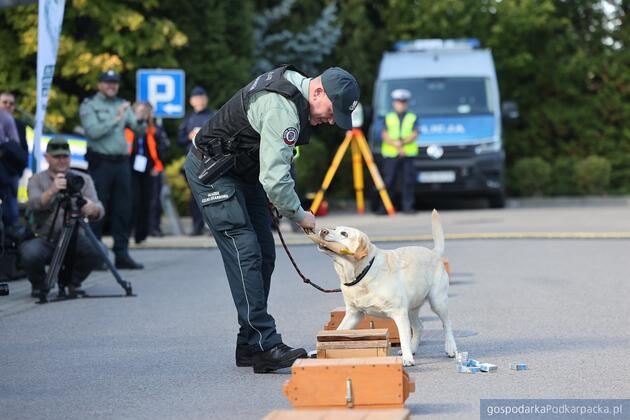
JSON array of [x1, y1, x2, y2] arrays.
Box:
[[343, 257, 376, 287]]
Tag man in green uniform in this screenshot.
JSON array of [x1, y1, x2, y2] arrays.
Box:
[[79, 70, 144, 269], [184, 65, 359, 373]]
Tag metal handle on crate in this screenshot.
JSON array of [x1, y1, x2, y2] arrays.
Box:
[[345, 378, 353, 408]]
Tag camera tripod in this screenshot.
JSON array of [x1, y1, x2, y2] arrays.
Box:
[[309, 128, 396, 216], [38, 192, 134, 304]]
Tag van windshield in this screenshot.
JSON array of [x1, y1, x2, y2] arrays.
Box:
[[376, 78, 494, 117]]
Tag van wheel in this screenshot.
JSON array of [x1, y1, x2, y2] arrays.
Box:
[[488, 193, 505, 208]]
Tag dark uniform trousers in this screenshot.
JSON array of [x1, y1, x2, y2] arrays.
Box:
[[131, 171, 153, 243], [382, 156, 416, 212], [87, 155, 132, 255], [184, 151, 282, 352]]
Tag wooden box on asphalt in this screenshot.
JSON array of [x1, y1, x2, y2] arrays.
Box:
[[263, 408, 411, 419], [282, 356, 415, 409], [324, 308, 400, 346], [316, 329, 390, 359]]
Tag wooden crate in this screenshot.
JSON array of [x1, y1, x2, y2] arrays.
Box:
[[316, 329, 390, 359], [283, 357, 414, 409], [263, 408, 411, 419], [324, 308, 400, 346]]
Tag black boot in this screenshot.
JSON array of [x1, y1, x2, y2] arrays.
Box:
[[235, 346, 255, 367], [115, 253, 144, 270], [252, 343, 307, 373]]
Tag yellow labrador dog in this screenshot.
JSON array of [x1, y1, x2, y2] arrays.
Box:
[[315, 210, 457, 367]]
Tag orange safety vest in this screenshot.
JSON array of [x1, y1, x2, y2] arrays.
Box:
[[125, 126, 164, 173]]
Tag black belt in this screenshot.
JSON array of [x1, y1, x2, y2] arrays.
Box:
[[87, 150, 128, 162]]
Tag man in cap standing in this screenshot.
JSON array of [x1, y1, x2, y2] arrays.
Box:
[[184, 65, 359, 373], [79, 69, 145, 269], [380, 88, 419, 213], [178, 86, 215, 236]]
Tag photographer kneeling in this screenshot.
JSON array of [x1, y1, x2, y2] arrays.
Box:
[[19, 138, 104, 298]]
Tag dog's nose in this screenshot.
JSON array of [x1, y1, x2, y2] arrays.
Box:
[[319, 228, 329, 238]]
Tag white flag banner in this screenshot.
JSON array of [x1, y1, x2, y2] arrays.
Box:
[[33, 0, 66, 171]]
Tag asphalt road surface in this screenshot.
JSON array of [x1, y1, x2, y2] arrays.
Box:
[[2, 208, 630, 419]]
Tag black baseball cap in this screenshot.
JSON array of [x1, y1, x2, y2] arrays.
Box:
[[321, 67, 360, 130], [99, 69, 120, 83], [190, 86, 207, 97], [46, 137, 70, 156]]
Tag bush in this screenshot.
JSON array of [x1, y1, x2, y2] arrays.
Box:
[[575, 155, 611, 195], [509, 157, 552, 196], [608, 153, 630, 195], [548, 156, 579, 196], [164, 156, 191, 216]]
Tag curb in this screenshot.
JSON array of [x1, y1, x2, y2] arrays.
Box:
[[507, 196, 630, 208], [110, 231, 630, 250]]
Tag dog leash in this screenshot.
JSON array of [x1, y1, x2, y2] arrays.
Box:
[[269, 205, 341, 293]]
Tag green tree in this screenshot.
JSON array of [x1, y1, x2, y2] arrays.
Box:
[[253, 0, 341, 75], [335, 0, 629, 196], [162, 0, 255, 110], [0, 0, 187, 132]]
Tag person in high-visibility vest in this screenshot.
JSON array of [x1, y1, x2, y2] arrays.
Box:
[[380, 89, 419, 213]]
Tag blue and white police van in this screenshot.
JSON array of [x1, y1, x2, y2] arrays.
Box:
[[371, 39, 516, 208]]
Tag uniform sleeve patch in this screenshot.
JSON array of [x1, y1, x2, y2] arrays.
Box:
[[282, 127, 299, 146]]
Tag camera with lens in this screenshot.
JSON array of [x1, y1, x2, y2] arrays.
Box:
[[63, 171, 85, 196]]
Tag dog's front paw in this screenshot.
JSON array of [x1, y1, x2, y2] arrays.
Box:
[[445, 340, 457, 358], [402, 356, 415, 367]]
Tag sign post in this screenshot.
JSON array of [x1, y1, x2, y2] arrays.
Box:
[[136, 69, 185, 119]]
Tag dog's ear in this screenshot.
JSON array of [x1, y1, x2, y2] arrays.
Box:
[[354, 235, 369, 260]]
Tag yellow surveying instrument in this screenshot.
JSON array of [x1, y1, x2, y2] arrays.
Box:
[[309, 128, 395, 216]]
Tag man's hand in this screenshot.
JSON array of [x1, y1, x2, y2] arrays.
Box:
[[297, 211, 316, 232], [81, 198, 100, 219], [397, 143, 405, 157], [188, 127, 201, 141], [116, 101, 130, 121], [51, 173, 66, 193]]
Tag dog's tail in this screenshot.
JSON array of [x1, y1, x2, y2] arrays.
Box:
[[431, 209, 445, 257]]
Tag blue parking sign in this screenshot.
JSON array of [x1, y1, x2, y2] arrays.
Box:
[[136, 69, 185, 118]]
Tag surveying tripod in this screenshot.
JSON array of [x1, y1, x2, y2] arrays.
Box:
[[310, 128, 395, 216], [38, 192, 134, 304]]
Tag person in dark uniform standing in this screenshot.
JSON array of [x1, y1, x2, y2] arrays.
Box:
[[0, 92, 29, 227], [79, 70, 144, 269], [184, 65, 359, 373], [178, 86, 214, 236]]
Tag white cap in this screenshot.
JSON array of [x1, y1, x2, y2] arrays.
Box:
[[391, 89, 411, 101]]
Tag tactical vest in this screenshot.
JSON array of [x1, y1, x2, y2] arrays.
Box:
[[195, 65, 311, 181], [382, 112, 419, 158]]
